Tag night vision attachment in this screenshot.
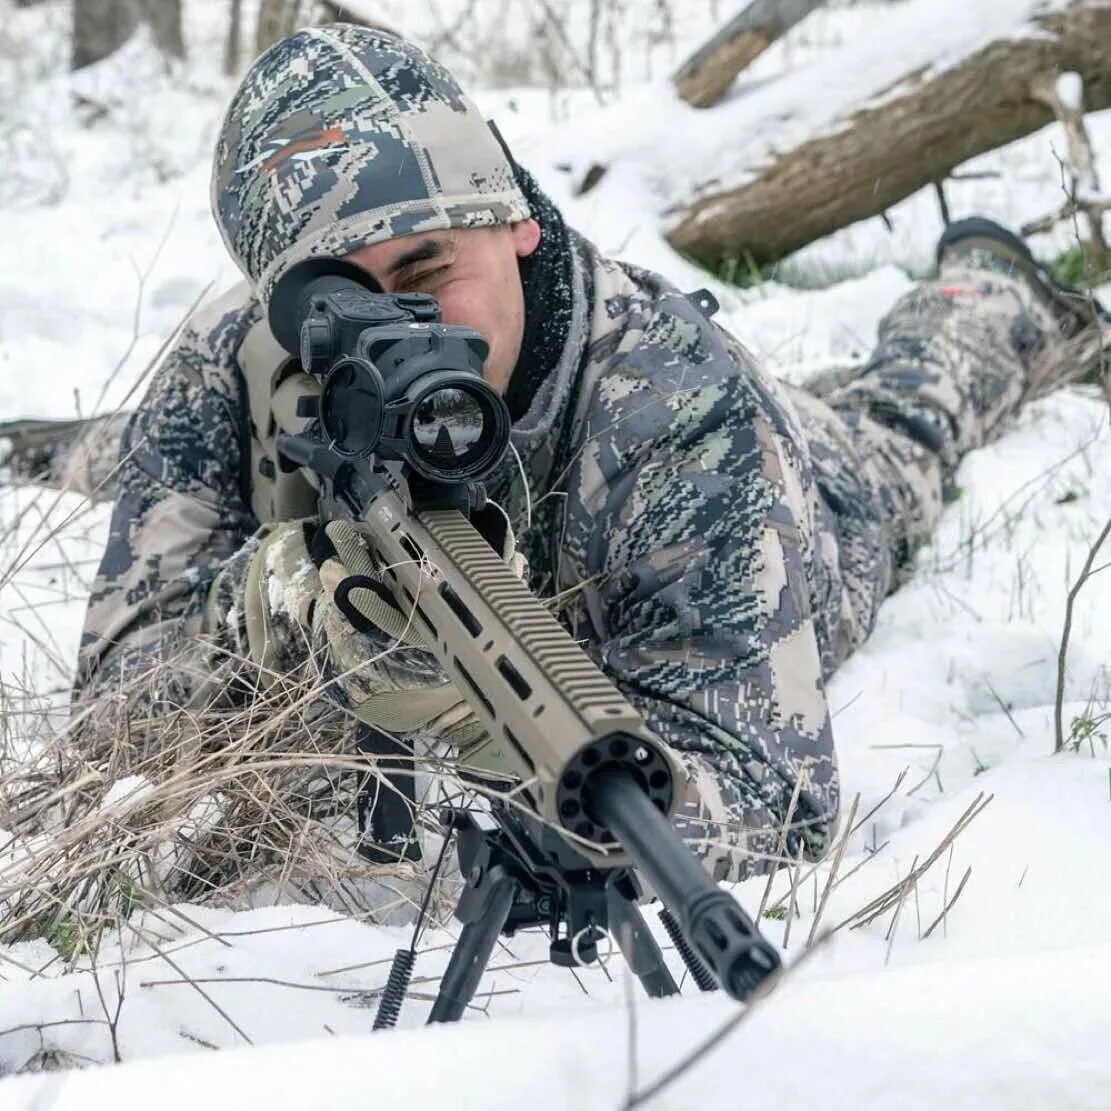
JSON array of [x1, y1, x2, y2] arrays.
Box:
[[268, 257, 511, 484]]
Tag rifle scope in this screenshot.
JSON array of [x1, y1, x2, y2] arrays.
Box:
[[268, 257, 511, 484]]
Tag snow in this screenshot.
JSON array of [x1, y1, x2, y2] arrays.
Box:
[[520, 0, 1074, 228], [1057, 70, 1084, 113], [100, 776, 151, 809], [2, 0, 1111, 1103], [5, 936, 1111, 1109]]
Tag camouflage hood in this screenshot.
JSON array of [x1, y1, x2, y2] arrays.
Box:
[[211, 24, 530, 303]]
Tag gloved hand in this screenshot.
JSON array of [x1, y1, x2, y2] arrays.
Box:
[[236, 510, 526, 767], [311, 517, 485, 745]]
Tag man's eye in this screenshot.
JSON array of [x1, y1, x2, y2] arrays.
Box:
[[404, 266, 449, 290]]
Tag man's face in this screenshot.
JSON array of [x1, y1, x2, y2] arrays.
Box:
[[344, 220, 541, 394]]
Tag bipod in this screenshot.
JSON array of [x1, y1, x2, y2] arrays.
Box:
[[426, 804, 679, 1024]]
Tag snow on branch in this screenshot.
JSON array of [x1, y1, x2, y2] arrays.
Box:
[[667, 1, 1111, 270]]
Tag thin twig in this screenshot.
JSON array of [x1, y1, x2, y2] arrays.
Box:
[[622, 924, 638, 1108], [922, 866, 973, 939], [883, 855, 918, 966], [622, 933, 834, 1110], [0, 1018, 107, 1040], [781, 843, 805, 950], [806, 794, 859, 948], [942, 845, 954, 939], [851, 767, 910, 836], [756, 760, 809, 921], [1055, 518, 1111, 752], [838, 794, 991, 932], [128, 924, 253, 1046], [983, 679, 1025, 738]]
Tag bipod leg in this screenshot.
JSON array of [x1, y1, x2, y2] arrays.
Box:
[[608, 891, 680, 999], [427, 871, 516, 1024]]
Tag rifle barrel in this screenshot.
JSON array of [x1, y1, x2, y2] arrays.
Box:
[[588, 765, 781, 1002]]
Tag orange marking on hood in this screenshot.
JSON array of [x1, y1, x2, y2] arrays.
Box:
[[261, 126, 347, 173]]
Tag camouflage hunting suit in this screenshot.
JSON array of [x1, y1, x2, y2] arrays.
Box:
[[73, 25, 1065, 884]]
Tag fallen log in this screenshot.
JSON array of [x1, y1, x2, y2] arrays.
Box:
[[674, 0, 828, 109], [667, 2, 1111, 269]]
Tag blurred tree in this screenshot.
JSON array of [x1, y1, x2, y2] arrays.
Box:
[[224, 0, 243, 75], [72, 0, 140, 68], [72, 0, 184, 69], [146, 0, 184, 58], [674, 0, 828, 108], [255, 0, 395, 57], [255, 0, 302, 53]]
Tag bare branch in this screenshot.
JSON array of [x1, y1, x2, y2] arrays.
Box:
[[674, 0, 827, 108]]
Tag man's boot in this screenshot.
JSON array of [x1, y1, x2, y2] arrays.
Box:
[[936, 216, 1109, 394]]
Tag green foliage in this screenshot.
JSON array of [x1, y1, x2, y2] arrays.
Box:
[[117, 879, 138, 919], [46, 881, 137, 959], [1067, 712, 1110, 756], [1050, 243, 1111, 289], [1054, 489, 1081, 506], [762, 905, 789, 921], [48, 917, 89, 960], [684, 249, 776, 289]]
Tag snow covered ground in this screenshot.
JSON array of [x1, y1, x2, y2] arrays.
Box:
[[1, 0, 1110, 1105]]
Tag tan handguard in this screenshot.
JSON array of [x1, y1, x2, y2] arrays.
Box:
[[359, 488, 684, 869]]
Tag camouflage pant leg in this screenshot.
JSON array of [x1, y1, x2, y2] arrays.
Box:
[[793, 260, 1057, 672], [0, 413, 131, 500]]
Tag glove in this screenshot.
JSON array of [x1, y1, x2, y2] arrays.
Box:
[[235, 509, 526, 766], [232, 519, 320, 683], [311, 517, 484, 744]]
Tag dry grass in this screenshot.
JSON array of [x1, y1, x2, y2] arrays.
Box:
[[0, 295, 470, 952], [1026, 319, 1110, 406], [0, 549, 495, 952], [0, 619, 846, 965]]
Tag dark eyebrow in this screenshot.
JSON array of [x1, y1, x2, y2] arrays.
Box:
[[387, 238, 450, 276]]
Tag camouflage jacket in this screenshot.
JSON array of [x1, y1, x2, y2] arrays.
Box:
[[78, 226, 841, 874]]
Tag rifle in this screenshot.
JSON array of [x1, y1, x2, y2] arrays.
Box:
[[268, 257, 781, 1025]]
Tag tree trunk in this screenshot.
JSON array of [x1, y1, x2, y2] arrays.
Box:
[[72, 0, 141, 69], [72, 0, 184, 68], [255, 0, 301, 54], [667, 3, 1111, 270], [673, 0, 827, 108], [224, 0, 243, 76], [143, 0, 185, 59]]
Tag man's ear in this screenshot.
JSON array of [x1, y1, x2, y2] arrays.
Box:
[[511, 218, 541, 260]]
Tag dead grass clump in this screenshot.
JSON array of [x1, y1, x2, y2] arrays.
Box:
[[0, 651, 460, 952]]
